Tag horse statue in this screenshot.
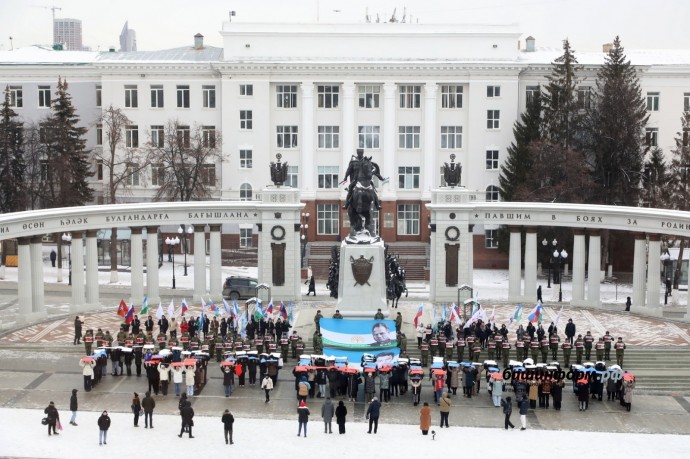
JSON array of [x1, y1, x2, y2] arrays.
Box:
[[346, 157, 378, 241], [386, 267, 408, 308]]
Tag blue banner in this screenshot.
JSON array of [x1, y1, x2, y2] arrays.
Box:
[[320, 318, 397, 350], [322, 347, 400, 370]]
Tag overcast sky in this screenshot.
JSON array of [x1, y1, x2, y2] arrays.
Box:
[[1, 0, 689, 52]]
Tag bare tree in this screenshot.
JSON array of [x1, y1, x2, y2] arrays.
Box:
[[94, 105, 150, 282], [145, 120, 223, 202]]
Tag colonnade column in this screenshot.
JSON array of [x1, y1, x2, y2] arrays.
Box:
[[382, 82, 396, 199], [209, 225, 222, 299], [85, 229, 99, 307], [632, 233, 647, 309], [524, 228, 537, 301], [508, 226, 522, 302], [341, 81, 355, 156], [646, 234, 661, 309], [70, 232, 85, 313], [586, 230, 601, 306], [130, 227, 144, 305], [145, 226, 160, 305], [194, 225, 207, 301], [300, 81, 315, 197], [17, 238, 32, 321], [422, 82, 437, 199], [571, 229, 586, 303], [29, 236, 45, 316]]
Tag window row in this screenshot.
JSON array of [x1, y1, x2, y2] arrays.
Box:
[[121, 84, 216, 109], [95, 125, 217, 149], [95, 162, 217, 187], [315, 203, 420, 235]]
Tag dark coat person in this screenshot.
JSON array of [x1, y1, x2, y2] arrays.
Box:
[[335, 400, 347, 434], [69, 389, 78, 426], [141, 391, 155, 428], [158, 316, 169, 335], [297, 401, 310, 437], [179, 401, 195, 438], [98, 411, 111, 445], [44, 401, 59, 435], [74, 316, 83, 345], [221, 409, 234, 444], [366, 397, 381, 434]]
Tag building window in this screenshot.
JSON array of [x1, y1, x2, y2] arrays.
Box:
[[317, 203, 339, 235], [40, 159, 49, 181], [240, 183, 252, 201], [240, 84, 253, 96], [577, 86, 592, 110], [487, 85, 501, 98], [9, 86, 23, 108], [487, 110, 500, 129], [96, 160, 103, 181], [318, 126, 340, 149], [318, 166, 339, 189], [239, 149, 252, 169], [125, 163, 140, 186], [202, 85, 216, 108], [486, 185, 500, 202], [646, 128, 659, 147], [124, 85, 138, 108], [397, 204, 420, 235], [240, 228, 253, 248], [440, 126, 462, 149], [151, 164, 165, 186], [38, 85, 51, 107], [125, 125, 139, 148], [95, 84, 101, 107], [398, 126, 420, 149], [440, 84, 463, 109], [287, 165, 299, 188], [685, 93, 690, 112], [150, 125, 165, 148], [150, 85, 164, 108], [317, 85, 339, 108], [96, 124, 103, 146], [202, 126, 216, 148], [358, 125, 380, 149], [276, 84, 298, 108], [176, 85, 190, 108], [485, 229, 498, 248], [647, 92, 659, 111], [201, 164, 216, 186], [398, 166, 420, 189], [177, 125, 191, 148], [486, 150, 499, 170], [526, 85, 540, 105], [399, 85, 421, 108], [240, 110, 252, 130], [276, 125, 298, 148], [358, 85, 380, 108]]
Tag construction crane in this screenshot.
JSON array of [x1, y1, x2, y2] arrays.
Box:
[[32, 4, 62, 21]]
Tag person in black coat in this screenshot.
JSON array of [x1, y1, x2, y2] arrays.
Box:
[[577, 380, 590, 411], [179, 401, 195, 438], [44, 401, 60, 435], [306, 275, 316, 296], [551, 379, 564, 410], [565, 319, 576, 345], [501, 396, 515, 430], [74, 316, 83, 345], [335, 400, 348, 434], [131, 316, 141, 335], [69, 389, 78, 426], [98, 410, 111, 445], [221, 409, 234, 444], [297, 401, 310, 437], [158, 316, 169, 335], [519, 398, 529, 430], [144, 316, 154, 333], [366, 397, 381, 434], [526, 323, 536, 340]]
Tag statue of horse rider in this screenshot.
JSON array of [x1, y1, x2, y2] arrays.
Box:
[[340, 148, 388, 210]]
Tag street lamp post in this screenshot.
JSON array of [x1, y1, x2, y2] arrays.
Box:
[[62, 233, 72, 286], [660, 252, 671, 305], [542, 238, 557, 288], [300, 212, 310, 269], [166, 236, 180, 289], [178, 225, 193, 276], [553, 248, 569, 302]]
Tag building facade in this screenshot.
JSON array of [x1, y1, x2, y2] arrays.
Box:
[[53, 18, 83, 51], [2, 22, 690, 277]]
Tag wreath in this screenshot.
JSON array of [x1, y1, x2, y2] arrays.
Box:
[[270, 225, 286, 241], [445, 226, 460, 241]]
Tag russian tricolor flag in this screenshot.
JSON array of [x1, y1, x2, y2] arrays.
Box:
[[528, 303, 543, 324], [124, 303, 134, 324], [413, 305, 424, 328], [181, 299, 188, 316]]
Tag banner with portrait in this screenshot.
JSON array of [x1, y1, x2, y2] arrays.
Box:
[[319, 318, 397, 350], [322, 347, 400, 370]]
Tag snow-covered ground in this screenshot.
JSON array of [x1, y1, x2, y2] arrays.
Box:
[[1, 408, 687, 459]]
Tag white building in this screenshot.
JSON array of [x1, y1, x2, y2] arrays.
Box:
[[53, 18, 83, 51], [119, 21, 137, 52], [1, 22, 690, 278]]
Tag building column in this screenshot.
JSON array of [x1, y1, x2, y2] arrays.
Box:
[[300, 81, 315, 198], [209, 225, 222, 300], [571, 229, 586, 304], [70, 231, 85, 313], [381, 82, 396, 199], [524, 228, 537, 302], [342, 81, 356, 156], [130, 227, 144, 305], [508, 226, 522, 302], [85, 229, 99, 307], [194, 225, 207, 301], [146, 226, 160, 305], [586, 230, 601, 307], [29, 236, 45, 317], [632, 233, 647, 310], [17, 238, 32, 323], [422, 82, 437, 199], [647, 234, 661, 310]]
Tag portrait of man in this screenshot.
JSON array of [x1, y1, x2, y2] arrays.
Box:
[[371, 322, 394, 346], [375, 351, 395, 368]]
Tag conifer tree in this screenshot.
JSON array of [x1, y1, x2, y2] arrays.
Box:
[[0, 86, 26, 213], [642, 147, 671, 209], [667, 111, 690, 290]]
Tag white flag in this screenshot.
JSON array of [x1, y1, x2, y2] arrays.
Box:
[[554, 305, 564, 328], [168, 299, 175, 318], [156, 302, 163, 319]]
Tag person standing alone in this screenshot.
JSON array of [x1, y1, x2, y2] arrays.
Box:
[[501, 396, 515, 430], [297, 400, 310, 437], [97, 410, 111, 445], [366, 396, 381, 434], [44, 401, 60, 436], [221, 409, 234, 444], [74, 316, 83, 345], [142, 391, 155, 428], [69, 389, 78, 426], [261, 373, 273, 403]]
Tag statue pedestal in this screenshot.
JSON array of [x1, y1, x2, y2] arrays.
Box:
[[337, 240, 388, 318]]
